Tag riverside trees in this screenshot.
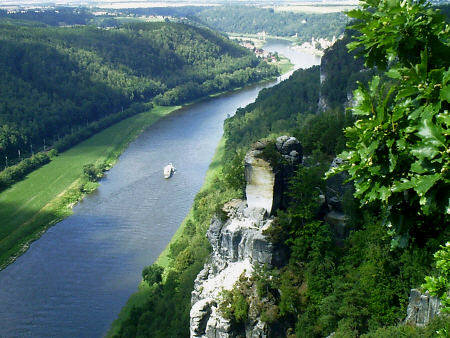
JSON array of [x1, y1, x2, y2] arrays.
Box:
[[0, 20, 277, 164]]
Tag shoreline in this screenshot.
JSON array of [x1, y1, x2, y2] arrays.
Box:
[[0, 71, 286, 272], [107, 59, 295, 336], [228, 32, 327, 57]]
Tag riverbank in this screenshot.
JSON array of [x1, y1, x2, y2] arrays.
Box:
[[107, 137, 235, 337], [0, 105, 180, 270], [0, 61, 289, 272], [107, 54, 297, 336], [228, 32, 328, 57]]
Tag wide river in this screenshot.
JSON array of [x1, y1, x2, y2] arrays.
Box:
[[0, 40, 320, 337]]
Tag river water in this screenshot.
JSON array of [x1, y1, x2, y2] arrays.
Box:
[[0, 40, 320, 337]]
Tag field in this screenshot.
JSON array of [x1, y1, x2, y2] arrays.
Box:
[[0, 105, 179, 270]]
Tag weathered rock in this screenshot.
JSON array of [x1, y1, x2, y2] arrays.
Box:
[[245, 151, 277, 215], [279, 137, 301, 156], [190, 200, 286, 337], [325, 157, 351, 213], [191, 139, 300, 337], [245, 136, 302, 215], [405, 289, 442, 327]]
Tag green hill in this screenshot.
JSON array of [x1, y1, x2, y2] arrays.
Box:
[[0, 20, 276, 163]]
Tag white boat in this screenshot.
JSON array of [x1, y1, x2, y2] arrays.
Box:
[[163, 163, 175, 179]]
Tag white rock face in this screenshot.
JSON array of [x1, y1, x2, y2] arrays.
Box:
[[190, 200, 276, 338], [405, 289, 442, 327], [244, 136, 302, 216], [245, 152, 275, 215], [190, 137, 301, 338]]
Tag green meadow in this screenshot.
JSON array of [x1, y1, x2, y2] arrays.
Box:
[[0, 105, 179, 270]]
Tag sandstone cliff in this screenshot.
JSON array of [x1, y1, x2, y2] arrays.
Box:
[[190, 136, 301, 338]]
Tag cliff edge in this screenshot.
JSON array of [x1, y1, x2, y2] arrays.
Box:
[[190, 136, 302, 337]]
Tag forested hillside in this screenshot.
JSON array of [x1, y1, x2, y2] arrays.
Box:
[[0, 20, 277, 163], [195, 6, 347, 42], [0, 8, 93, 26], [114, 6, 347, 42], [112, 1, 449, 337]]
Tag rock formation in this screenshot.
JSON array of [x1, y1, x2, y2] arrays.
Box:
[[324, 157, 352, 240], [190, 136, 301, 338], [245, 136, 302, 215], [404, 289, 442, 327]]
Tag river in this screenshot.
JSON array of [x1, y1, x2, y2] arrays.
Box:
[[0, 39, 320, 337]]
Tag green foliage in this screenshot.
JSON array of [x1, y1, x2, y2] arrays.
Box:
[[256, 141, 284, 170], [224, 66, 320, 154], [222, 148, 246, 194], [360, 315, 450, 338], [0, 19, 276, 164], [296, 109, 354, 156], [422, 242, 450, 313], [82, 163, 104, 182], [0, 152, 50, 191], [328, 0, 450, 243], [347, 0, 449, 70], [265, 161, 328, 246], [196, 6, 347, 42], [142, 264, 164, 286], [0, 7, 92, 26], [219, 287, 250, 324]]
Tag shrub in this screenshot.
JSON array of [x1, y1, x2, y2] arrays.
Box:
[[142, 264, 164, 286], [0, 152, 50, 192]]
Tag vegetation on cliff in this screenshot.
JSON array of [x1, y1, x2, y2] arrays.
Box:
[[231, 1, 449, 336]]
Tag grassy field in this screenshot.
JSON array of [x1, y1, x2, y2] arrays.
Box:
[[0, 105, 179, 270]]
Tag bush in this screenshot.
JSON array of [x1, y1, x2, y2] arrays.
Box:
[[83, 163, 105, 182], [0, 152, 50, 192], [142, 264, 163, 286]]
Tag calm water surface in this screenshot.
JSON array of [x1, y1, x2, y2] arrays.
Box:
[[0, 40, 320, 337]]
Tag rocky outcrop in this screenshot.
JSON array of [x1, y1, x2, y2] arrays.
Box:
[[405, 289, 442, 327], [245, 136, 302, 215], [323, 157, 352, 241], [190, 200, 276, 337], [191, 137, 300, 338]]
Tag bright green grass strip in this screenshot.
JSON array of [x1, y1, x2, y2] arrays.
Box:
[[0, 105, 179, 270], [277, 55, 295, 74], [107, 137, 227, 337]]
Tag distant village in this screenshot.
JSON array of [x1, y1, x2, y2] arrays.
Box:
[[237, 39, 280, 62], [295, 35, 339, 55], [236, 31, 340, 59]]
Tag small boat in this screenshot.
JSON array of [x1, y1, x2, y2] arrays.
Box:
[[164, 163, 175, 179]]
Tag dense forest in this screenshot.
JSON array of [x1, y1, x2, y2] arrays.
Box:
[[0, 7, 93, 26], [0, 19, 277, 164], [106, 6, 348, 42], [195, 6, 348, 42], [112, 1, 449, 337]]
